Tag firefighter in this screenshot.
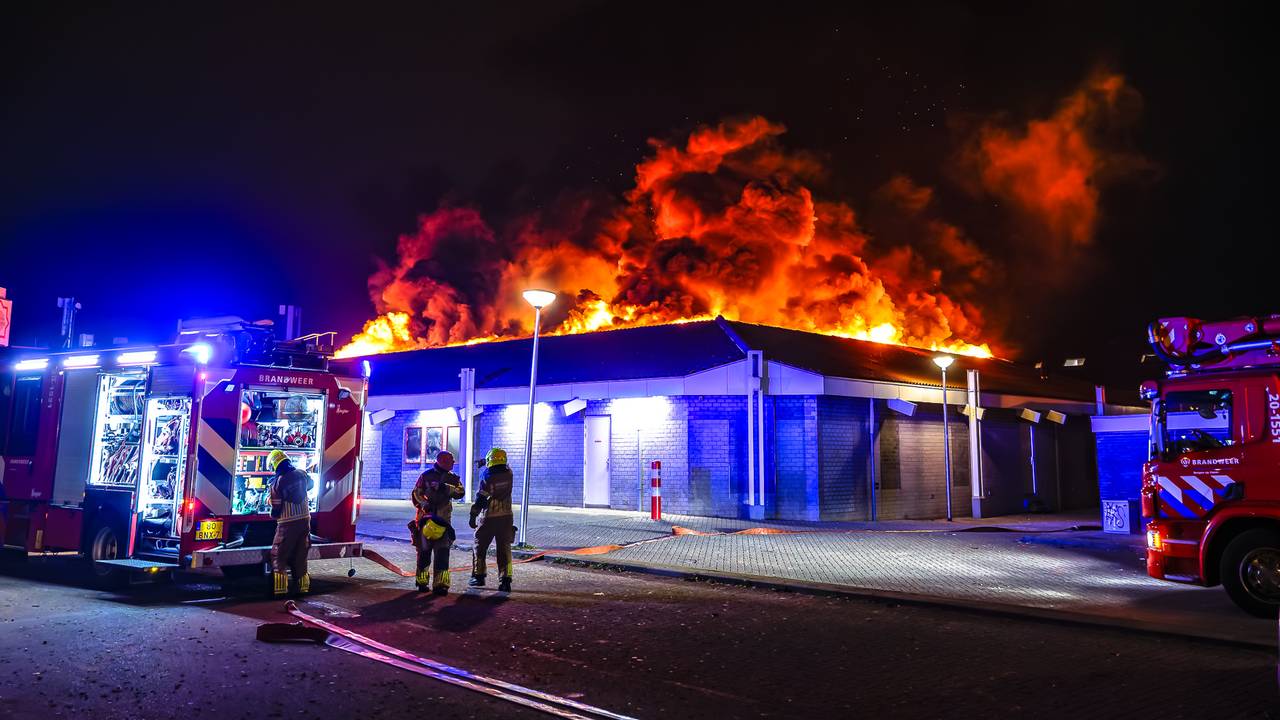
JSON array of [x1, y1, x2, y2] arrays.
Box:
[[267, 449, 313, 597], [469, 448, 515, 592], [411, 450, 464, 595]]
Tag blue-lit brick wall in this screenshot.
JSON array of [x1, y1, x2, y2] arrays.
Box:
[[1095, 430, 1147, 502], [687, 396, 748, 518], [475, 402, 587, 508], [358, 392, 1078, 522], [773, 397, 819, 521], [816, 396, 871, 521]]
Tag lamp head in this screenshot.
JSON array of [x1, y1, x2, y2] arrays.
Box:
[[522, 289, 556, 309], [932, 355, 955, 370]]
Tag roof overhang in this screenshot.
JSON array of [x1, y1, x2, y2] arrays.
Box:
[[367, 357, 1139, 417]]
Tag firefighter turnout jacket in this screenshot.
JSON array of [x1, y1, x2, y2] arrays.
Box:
[[270, 465, 313, 524], [412, 465, 464, 525]]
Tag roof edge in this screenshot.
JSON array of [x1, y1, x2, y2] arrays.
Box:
[[715, 315, 752, 354]]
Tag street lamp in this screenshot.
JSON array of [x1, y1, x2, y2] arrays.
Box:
[[518, 289, 556, 547], [933, 355, 955, 521]]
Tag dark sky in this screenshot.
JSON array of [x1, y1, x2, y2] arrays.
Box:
[[0, 2, 1268, 386]]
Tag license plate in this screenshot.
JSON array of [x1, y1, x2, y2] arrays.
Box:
[[194, 520, 223, 541]]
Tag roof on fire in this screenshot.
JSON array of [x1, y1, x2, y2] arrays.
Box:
[[362, 317, 1102, 403]]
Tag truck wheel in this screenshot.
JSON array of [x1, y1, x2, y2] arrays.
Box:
[[88, 521, 125, 588], [1220, 528, 1280, 618]]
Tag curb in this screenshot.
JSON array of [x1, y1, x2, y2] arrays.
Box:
[[534, 552, 1273, 652], [1017, 534, 1145, 553]]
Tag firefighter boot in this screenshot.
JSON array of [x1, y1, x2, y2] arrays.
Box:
[[298, 573, 311, 595], [415, 568, 430, 593], [432, 569, 450, 596], [498, 577, 512, 593], [468, 574, 485, 587], [272, 572, 289, 597]]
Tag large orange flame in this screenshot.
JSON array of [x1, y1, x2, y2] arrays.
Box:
[[338, 73, 1134, 360]]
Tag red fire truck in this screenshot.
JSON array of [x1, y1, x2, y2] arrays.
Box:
[[0, 321, 368, 585], [1141, 315, 1280, 616]]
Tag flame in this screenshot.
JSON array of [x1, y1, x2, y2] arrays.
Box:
[[337, 70, 1137, 362], [968, 71, 1133, 252]]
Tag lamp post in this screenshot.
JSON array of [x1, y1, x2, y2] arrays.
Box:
[[933, 355, 955, 521], [518, 289, 556, 547]]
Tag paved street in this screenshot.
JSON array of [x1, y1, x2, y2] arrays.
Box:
[[358, 501, 1271, 646], [1, 539, 1277, 720]]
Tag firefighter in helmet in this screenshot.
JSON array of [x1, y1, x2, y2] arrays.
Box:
[[469, 447, 515, 592], [410, 450, 464, 595], [267, 449, 313, 596]]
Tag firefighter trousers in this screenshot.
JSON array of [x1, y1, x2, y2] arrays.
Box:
[[271, 518, 310, 595], [472, 515, 514, 580], [416, 534, 452, 589]]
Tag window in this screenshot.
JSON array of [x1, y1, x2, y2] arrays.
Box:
[[446, 425, 461, 459], [425, 426, 444, 461], [1160, 389, 1234, 459], [404, 426, 423, 464], [6, 376, 43, 457]]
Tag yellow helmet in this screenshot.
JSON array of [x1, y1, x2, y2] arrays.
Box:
[[267, 449, 290, 472], [486, 448, 507, 467]]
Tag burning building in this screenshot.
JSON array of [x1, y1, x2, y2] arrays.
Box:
[[347, 71, 1143, 521], [358, 318, 1134, 521]]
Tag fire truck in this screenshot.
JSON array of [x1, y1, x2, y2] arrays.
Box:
[[1141, 315, 1280, 616], [0, 320, 368, 585]]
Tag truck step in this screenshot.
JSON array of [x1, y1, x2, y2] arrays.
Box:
[[95, 558, 179, 571]]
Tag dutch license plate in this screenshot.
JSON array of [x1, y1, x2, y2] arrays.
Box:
[[194, 520, 223, 541]]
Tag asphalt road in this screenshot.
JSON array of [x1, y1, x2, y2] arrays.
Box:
[[1, 541, 1277, 720]]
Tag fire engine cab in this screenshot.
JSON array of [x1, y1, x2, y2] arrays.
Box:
[[0, 320, 367, 585], [1141, 315, 1280, 616]]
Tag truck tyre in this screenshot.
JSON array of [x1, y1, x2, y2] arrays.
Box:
[[1220, 528, 1280, 618], [88, 520, 126, 588]]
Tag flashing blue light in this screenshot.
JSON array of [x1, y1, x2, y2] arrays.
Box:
[[63, 354, 101, 368], [184, 343, 213, 365], [361, 360, 372, 378], [117, 350, 158, 365]]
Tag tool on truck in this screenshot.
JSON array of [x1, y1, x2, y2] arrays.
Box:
[[0, 318, 369, 586], [1141, 314, 1280, 616]]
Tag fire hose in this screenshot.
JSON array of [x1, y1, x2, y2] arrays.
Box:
[[261, 601, 638, 720]]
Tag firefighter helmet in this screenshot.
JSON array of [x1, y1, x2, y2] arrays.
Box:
[[267, 449, 289, 472], [486, 448, 507, 467]]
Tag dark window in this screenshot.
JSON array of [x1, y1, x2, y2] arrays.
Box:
[[7, 376, 43, 456], [404, 426, 423, 464]]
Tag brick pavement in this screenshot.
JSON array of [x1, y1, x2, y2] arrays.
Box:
[[356, 500, 1270, 646]]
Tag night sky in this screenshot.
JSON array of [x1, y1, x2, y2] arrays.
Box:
[[0, 2, 1268, 387]]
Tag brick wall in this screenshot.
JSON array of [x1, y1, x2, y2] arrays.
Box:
[[474, 402, 587, 508], [358, 414, 385, 498], [773, 397, 820, 521], [816, 396, 871, 521], [877, 404, 972, 520], [687, 396, 747, 518]]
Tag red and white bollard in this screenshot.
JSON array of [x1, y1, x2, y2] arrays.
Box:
[[650, 460, 662, 520]]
